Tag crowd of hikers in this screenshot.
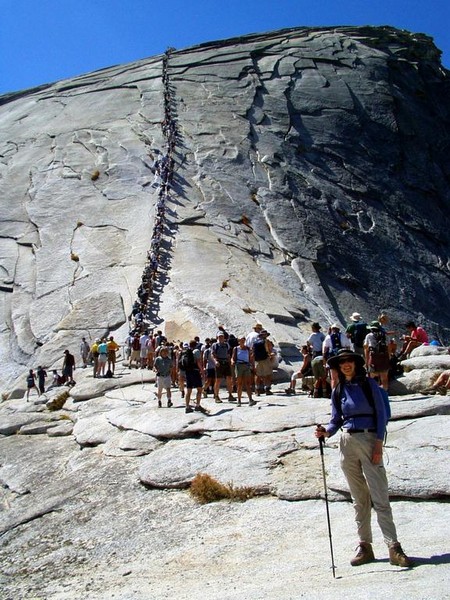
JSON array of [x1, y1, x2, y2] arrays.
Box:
[[286, 312, 439, 397], [26, 311, 445, 408], [120, 323, 277, 413], [131, 48, 177, 329]]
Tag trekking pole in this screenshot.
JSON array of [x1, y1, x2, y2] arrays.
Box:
[[318, 431, 336, 578]]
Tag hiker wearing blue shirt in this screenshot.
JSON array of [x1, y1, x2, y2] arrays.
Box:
[[315, 349, 412, 569]]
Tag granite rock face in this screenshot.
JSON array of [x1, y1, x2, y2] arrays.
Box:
[[1, 25, 450, 392], [0, 381, 449, 599]]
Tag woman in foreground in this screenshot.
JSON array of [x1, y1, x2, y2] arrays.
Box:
[[315, 349, 412, 568]]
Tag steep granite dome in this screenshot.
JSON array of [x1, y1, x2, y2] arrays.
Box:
[[1, 25, 450, 390]]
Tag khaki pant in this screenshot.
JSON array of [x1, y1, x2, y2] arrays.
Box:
[[340, 432, 398, 546]]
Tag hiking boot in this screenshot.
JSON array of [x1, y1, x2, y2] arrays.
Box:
[[167, 400, 173, 408], [194, 405, 208, 414], [185, 406, 193, 414], [214, 396, 223, 403], [285, 388, 294, 395], [228, 394, 237, 402], [158, 400, 162, 408], [389, 543, 412, 567], [237, 400, 242, 407], [265, 387, 273, 396], [249, 400, 257, 406], [350, 543, 375, 566]]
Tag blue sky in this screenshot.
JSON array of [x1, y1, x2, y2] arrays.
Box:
[[1, 0, 449, 95]]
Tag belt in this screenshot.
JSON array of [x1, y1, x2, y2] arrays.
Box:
[[345, 428, 376, 434]]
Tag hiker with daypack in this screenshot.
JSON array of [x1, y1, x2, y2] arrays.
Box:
[[253, 329, 275, 396], [202, 338, 216, 398], [315, 349, 412, 569], [96, 340, 107, 378], [154, 346, 173, 408], [323, 324, 351, 362], [181, 340, 207, 414], [364, 321, 390, 390], [212, 332, 236, 403], [346, 313, 368, 357], [231, 335, 256, 406], [129, 334, 141, 369], [323, 324, 351, 387]]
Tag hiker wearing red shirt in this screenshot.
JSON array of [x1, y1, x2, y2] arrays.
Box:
[[398, 321, 429, 360]]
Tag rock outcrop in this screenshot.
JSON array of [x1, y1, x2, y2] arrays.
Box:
[[0, 376, 449, 598], [1, 25, 450, 392]]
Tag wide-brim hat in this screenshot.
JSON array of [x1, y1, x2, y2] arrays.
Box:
[[349, 312, 362, 322], [327, 349, 365, 370]]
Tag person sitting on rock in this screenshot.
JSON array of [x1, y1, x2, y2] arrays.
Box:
[[398, 321, 429, 360], [50, 369, 60, 388], [422, 370, 450, 395], [286, 345, 313, 395]]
